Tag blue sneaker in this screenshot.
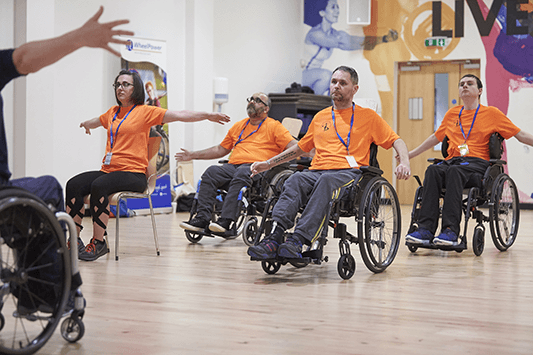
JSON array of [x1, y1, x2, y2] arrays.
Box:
[[433, 228, 458, 246], [278, 235, 303, 259], [247, 238, 279, 260], [405, 227, 433, 244]]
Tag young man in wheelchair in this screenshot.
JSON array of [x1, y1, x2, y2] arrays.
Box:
[[405, 74, 533, 247], [176, 92, 297, 237], [247, 66, 411, 260]]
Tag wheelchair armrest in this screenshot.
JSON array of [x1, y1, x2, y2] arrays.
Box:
[[289, 164, 309, 171], [218, 159, 229, 164], [428, 158, 443, 164], [489, 159, 506, 166], [359, 166, 383, 175]]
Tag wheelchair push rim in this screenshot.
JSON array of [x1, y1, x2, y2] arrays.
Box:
[[357, 177, 401, 273], [0, 188, 71, 355], [489, 174, 520, 251]]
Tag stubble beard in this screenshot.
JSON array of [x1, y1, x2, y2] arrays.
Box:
[[247, 104, 265, 119]]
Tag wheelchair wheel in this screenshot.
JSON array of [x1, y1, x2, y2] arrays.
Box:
[[0, 188, 71, 355], [60, 316, 85, 343], [337, 254, 356, 280], [261, 261, 281, 275], [242, 217, 258, 247], [472, 225, 485, 256], [185, 231, 203, 243], [266, 169, 294, 200], [489, 174, 519, 251], [357, 177, 401, 273], [234, 189, 250, 237]]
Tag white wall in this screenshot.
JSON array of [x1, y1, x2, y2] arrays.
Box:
[[4, 0, 532, 198]]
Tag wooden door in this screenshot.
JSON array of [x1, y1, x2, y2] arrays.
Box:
[[396, 60, 480, 204]]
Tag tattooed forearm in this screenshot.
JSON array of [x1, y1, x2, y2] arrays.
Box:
[[270, 150, 299, 165]]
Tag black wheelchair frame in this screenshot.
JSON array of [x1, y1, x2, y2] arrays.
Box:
[[184, 162, 296, 246], [406, 133, 520, 256], [249, 144, 403, 280], [0, 187, 86, 354]]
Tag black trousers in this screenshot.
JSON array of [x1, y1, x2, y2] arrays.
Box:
[[195, 163, 263, 222], [65, 170, 146, 228], [418, 157, 489, 235]]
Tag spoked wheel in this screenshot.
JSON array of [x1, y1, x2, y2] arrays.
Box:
[[337, 254, 356, 280], [357, 177, 401, 273], [472, 226, 485, 256], [489, 174, 520, 251], [0, 188, 71, 355], [234, 190, 250, 237], [266, 170, 294, 200], [185, 231, 203, 243], [60, 316, 85, 343], [261, 261, 281, 275], [242, 217, 258, 247]]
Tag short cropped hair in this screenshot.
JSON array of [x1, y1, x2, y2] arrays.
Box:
[[332, 66, 359, 85]]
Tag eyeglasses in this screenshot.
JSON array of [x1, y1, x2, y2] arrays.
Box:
[[246, 96, 267, 106], [113, 81, 134, 90]]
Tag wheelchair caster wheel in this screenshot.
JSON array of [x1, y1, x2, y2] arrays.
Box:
[[185, 231, 203, 244], [407, 244, 418, 253], [261, 261, 281, 275], [61, 317, 85, 343], [242, 218, 258, 247], [0, 314, 4, 331], [337, 254, 356, 280], [473, 226, 485, 256]]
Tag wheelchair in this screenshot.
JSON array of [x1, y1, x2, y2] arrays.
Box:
[[249, 144, 402, 280], [184, 162, 297, 246], [406, 133, 520, 256], [0, 186, 86, 354]]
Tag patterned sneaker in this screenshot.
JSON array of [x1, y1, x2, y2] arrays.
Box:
[[209, 218, 233, 233], [433, 228, 459, 246], [67, 237, 85, 254], [405, 227, 434, 244], [79, 238, 109, 261], [179, 217, 209, 232], [278, 235, 303, 259], [247, 223, 284, 260]]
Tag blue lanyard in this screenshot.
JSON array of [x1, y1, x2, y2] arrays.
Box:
[[110, 105, 136, 149], [331, 103, 355, 155], [234, 118, 265, 147], [458, 104, 479, 143]]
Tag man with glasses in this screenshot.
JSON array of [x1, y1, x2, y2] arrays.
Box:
[[247, 66, 411, 260], [176, 92, 297, 236]]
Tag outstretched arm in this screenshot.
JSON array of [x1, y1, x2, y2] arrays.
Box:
[[80, 117, 102, 135], [250, 143, 305, 177], [175, 145, 231, 162], [409, 134, 440, 159], [12, 6, 133, 75], [162, 110, 230, 125], [514, 130, 533, 146], [392, 138, 411, 180]]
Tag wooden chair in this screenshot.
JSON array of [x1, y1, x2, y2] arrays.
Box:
[[110, 127, 168, 260], [281, 117, 303, 139]]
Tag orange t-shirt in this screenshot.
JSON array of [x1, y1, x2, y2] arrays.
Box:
[[299, 105, 399, 170], [220, 117, 294, 164], [435, 105, 520, 160], [99, 105, 166, 173]]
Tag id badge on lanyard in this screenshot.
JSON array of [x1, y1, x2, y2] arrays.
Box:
[[105, 105, 136, 165]]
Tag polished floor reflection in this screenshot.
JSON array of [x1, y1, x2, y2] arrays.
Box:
[[39, 207, 533, 354]]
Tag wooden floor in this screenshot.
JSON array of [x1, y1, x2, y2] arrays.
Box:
[[37, 207, 533, 355]]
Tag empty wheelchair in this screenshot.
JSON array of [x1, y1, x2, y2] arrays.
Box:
[[250, 144, 402, 280], [184, 162, 296, 246], [406, 133, 519, 256], [0, 186, 86, 354]]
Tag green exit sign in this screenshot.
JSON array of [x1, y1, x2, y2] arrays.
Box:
[[425, 37, 448, 47]]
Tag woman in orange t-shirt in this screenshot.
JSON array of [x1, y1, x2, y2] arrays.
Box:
[[66, 69, 229, 261]]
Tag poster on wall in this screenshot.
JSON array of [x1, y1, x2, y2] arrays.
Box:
[[120, 37, 172, 214]]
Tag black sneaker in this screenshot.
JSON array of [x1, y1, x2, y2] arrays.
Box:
[[209, 218, 233, 233], [247, 223, 284, 260], [278, 235, 303, 259], [179, 217, 209, 232], [68, 237, 85, 254], [79, 238, 108, 261]]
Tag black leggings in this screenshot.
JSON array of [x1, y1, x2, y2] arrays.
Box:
[[65, 171, 146, 230]]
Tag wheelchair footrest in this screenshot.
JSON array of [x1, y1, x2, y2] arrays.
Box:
[[405, 239, 467, 251]]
